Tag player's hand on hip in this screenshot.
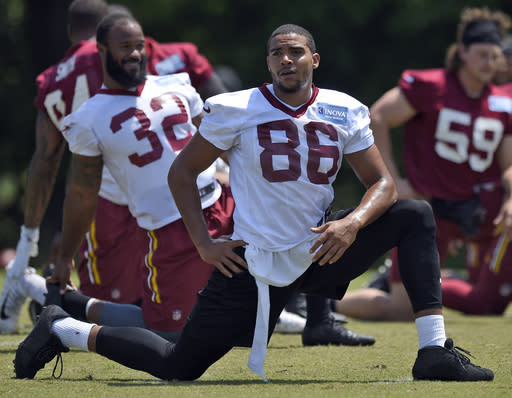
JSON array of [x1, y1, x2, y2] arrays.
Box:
[[310, 219, 358, 265], [197, 238, 248, 278]]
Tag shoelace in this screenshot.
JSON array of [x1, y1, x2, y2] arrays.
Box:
[[52, 353, 63, 379], [35, 344, 64, 379], [446, 339, 475, 365], [453, 345, 474, 364]]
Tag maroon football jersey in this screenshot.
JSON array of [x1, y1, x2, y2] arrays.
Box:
[[500, 82, 512, 96], [144, 37, 212, 91], [399, 69, 512, 200], [34, 40, 102, 131], [34, 37, 213, 131]]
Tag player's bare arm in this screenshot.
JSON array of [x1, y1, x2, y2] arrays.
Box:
[[370, 88, 424, 200], [51, 153, 103, 293], [24, 110, 66, 228], [494, 135, 512, 239], [169, 133, 247, 278], [310, 144, 397, 265], [197, 71, 228, 100]]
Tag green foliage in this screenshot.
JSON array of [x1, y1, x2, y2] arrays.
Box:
[[2, 0, 512, 254]]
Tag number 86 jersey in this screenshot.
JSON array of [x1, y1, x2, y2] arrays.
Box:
[[199, 84, 374, 251], [62, 73, 220, 230]]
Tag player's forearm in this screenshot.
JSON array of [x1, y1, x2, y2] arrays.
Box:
[[502, 166, 512, 200], [347, 175, 397, 230], [59, 184, 98, 261], [498, 136, 512, 200], [57, 153, 103, 261], [198, 72, 228, 100], [168, 165, 212, 250], [23, 145, 66, 228]]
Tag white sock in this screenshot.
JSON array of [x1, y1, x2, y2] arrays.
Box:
[[51, 317, 96, 351], [19, 271, 47, 305], [415, 314, 446, 349]]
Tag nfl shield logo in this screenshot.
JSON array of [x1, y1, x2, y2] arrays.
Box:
[[172, 309, 182, 321]]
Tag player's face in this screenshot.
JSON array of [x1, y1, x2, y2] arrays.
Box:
[[460, 43, 503, 85], [494, 52, 512, 85], [266, 33, 319, 95], [104, 21, 147, 88]]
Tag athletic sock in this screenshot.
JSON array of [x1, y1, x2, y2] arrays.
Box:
[[305, 295, 331, 326], [415, 314, 446, 349], [52, 317, 96, 351], [61, 290, 91, 321]]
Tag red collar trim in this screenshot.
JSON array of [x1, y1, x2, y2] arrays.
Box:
[[98, 81, 146, 96], [258, 83, 318, 117]]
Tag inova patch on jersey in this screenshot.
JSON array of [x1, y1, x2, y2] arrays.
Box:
[[155, 54, 185, 75], [488, 96, 512, 113], [317, 103, 348, 125]]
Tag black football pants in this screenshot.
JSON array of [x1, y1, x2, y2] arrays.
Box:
[[96, 199, 441, 380]]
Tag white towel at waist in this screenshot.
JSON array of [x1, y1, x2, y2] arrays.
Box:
[[245, 237, 316, 381]]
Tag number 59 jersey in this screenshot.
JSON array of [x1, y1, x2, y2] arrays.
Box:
[[399, 68, 512, 200], [62, 73, 220, 230], [200, 84, 374, 251]]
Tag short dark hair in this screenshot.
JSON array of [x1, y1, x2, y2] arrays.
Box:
[[68, 0, 109, 33], [96, 13, 140, 46], [107, 4, 134, 18], [267, 24, 316, 54]]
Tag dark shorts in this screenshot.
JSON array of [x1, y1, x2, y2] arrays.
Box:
[[389, 184, 507, 285], [78, 196, 145, 304], [181, 199, 441, 349], [140, 185, 235, 331], [96, 199, 442, 382]]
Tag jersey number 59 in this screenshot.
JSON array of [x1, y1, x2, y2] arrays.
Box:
[[434, 108, 503, 172]]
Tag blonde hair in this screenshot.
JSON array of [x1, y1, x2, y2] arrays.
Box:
[[445, 7, 511, 72]]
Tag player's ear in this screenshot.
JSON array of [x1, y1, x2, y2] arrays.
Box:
[[67, 25, 73, 42], [312, 53, 320, 70], [97, 41, 106, 56]]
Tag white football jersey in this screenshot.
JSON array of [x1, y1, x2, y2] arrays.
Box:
[[200, 84, 374, 251], [62, 73, 221, 230], [97, 166, 129, 205]]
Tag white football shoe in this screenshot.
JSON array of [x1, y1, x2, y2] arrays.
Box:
[[274, 309, 306, 334], [0, 265, 32, 333]]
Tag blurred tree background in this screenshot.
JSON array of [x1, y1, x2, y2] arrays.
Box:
[[1, 0, 511, 265]]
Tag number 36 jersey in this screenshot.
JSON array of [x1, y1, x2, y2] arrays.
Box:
[[399, 68, 512, 200], [200, 84, 374, 251], [62, 73, 221, 230]]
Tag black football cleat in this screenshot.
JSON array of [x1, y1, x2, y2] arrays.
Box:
[[302, 315, 375, 346], [14, 305, 70, 379], [412, 338, 494, 381]]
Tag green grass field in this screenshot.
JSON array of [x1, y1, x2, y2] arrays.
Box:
[[0, 270, 511, 398]]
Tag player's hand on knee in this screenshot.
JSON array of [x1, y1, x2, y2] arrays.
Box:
[[310, 220, 357, 265], [198, 238, 247, 278]]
